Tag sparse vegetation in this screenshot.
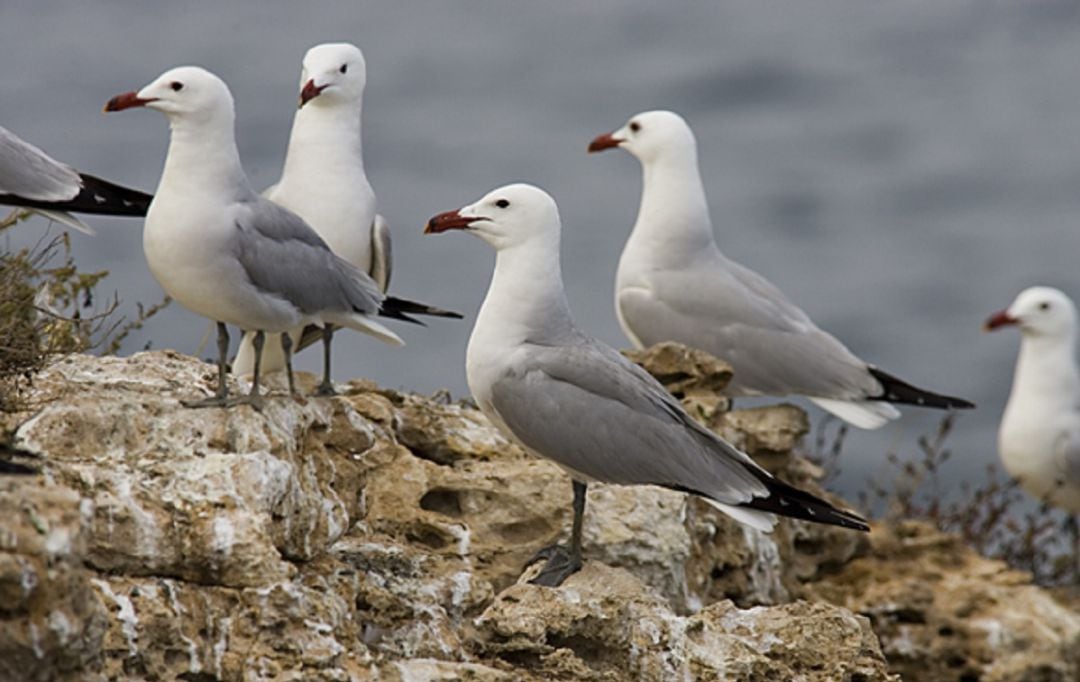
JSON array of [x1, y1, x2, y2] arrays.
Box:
[[0, 210, 169, 411], [807, 412, 1078, 585]]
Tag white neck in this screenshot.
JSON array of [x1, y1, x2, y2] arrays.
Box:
[[279, 98, 367, 188], [158, 113, 248, 200], [1007, 330, 1080, 411], [625, 148, 719, 268], [473, 234, 576, 352]]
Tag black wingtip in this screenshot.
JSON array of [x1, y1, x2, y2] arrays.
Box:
[[380, 296, 464, 322], [0, 173, 153, 217], [868, 367, 975, 410], [670, 476, 869, 533], [741, 472, 871, 532]]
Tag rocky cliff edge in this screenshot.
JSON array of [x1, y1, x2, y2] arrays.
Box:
[[0, 345, 1076, 681]]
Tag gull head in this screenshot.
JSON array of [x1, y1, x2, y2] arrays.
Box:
[[425, 183, 560, 251], [588, 110, 697, 164], [985, 286, 1077, 338], [105, 66, 233, 124], [298, 42, 367, 108]]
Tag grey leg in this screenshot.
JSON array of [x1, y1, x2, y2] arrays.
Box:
[[281, 331, 296, 396], [527, 480, 586, 587], [250, 330, 265, 396], [316, 326, 336, 396], [182, 322, 233, 408]]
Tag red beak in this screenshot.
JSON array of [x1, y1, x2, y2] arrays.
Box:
[[984, 310, 1018, 331], [299, 79, 327, 108], [103, 91, 156, 112], [425, 210, 483, 234], [588, 131, 622, 153]]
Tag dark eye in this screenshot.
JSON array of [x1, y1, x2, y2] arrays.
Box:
[[339, 64, 348, 74], [1039, 301, 1051, 311], [495, 199, 510, 209], [170, 81, 184, 92], [629, 121, 641, 133]]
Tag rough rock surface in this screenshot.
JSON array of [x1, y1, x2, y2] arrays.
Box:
[[0, 347, 1074, 680], [809, 521, 1080, 682]]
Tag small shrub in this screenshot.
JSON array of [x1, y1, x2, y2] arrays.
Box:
[[0, 210, 169, 411], [809, 410, 1077, 586]]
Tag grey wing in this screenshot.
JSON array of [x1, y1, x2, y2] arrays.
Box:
[[488, 338, 769, 506], [232, 198, 383, 316], [621, 256, 880, 399], [370, 213, 392, 292], [1053, 422, 1080, 490], [0, 125, 80, 201]]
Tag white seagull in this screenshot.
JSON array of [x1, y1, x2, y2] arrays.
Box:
[[233, 43, 411, 390], [985, 286, 1080, 514], [425, 183, 868, 586], [104, 66, 425, 406], [0, 124, 152, 234], [589, 110, 974, 429]]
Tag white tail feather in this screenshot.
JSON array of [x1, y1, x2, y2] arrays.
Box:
[[702, 498, 777, 533], [326, 312, 404, 347], [232, 327, 300, 377], [809, 397, 900, 430], [33, 209, 95, 235]]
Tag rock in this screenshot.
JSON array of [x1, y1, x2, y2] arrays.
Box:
[[476, 561, 895, 681], [0, 348, 1074, 680], [625, 341, 734, 420], [809, 521, 1080, 682], [0, 478, 107, 682]]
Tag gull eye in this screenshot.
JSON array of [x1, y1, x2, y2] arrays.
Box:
[[1039, 301, 1051, 311], [340, 64, 348, 74], [170, 81, 184, 92], [629, 121, 641, 133], [495, 199, 510, 209]]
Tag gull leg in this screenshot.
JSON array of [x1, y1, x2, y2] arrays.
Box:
[[240, 330, 266, 409], [192, 330, 266, 410], [527, 480, 586, 587], [182, 322, 235, 408], [280, 331, 296, 396], [316, 326, 336, 396]]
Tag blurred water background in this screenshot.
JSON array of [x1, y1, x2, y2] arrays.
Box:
[[2, 1, 1079, 511]]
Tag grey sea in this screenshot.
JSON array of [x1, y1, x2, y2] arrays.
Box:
[[3, 1, 1079, 510]]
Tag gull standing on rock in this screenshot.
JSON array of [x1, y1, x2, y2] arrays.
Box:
[[425, 183, 868, 587], [589, 110, 974, 429], [0, 124, 152, 234], [105, 66, 415, 407], [985, 287, 1080, 514], [233, 43, 427, 390]]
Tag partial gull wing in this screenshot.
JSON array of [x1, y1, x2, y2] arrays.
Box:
[[619, 256, 880, 399], [0, 125, 81, 200], [371, 213, 392, 292], [232, 197, 384, 319], [489, 335, 867, 531], [0, 125, 152, 234]]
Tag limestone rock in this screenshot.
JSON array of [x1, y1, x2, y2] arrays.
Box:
[[625, 341, 733, 419], [476, 561, 895, 681], [0, 478, 106, 682], [0, 349, 1074, 680], [809, 521, 1080, 682]]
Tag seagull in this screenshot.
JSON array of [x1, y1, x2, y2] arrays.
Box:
[[0, 124, 152, 234], [985, 286, 1080, 515], [425, 183, 868, 587], [233, 42, 401, 388], [104, 66, 427, 407], [589, 110, 974, 429]]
